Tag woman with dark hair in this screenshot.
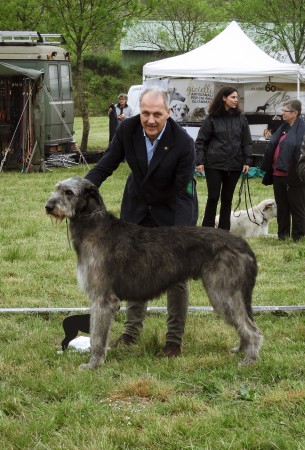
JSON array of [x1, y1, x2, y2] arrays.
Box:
[[261, 99, 305, 242], [195, 87, 252, 230]]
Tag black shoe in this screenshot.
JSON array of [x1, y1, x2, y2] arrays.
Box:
[[157, 342, 181, 358], [111, 333, 136, 348], [278, 235, 289, 241]]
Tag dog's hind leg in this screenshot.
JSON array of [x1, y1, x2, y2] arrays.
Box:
[[204, 285, 261, 365], [201, 251, 262, 365], [80, 294, 120, 369], [228, 306, 262, 365], [228, 305, 261, 364]]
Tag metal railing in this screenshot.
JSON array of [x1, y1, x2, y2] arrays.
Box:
[[0, 306, 304, 314]]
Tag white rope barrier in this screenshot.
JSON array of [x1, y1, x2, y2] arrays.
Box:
[[0, 306, 304, 314]]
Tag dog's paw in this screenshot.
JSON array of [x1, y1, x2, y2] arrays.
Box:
[[79, 362, 98, 370], [79, 356, 105, 370], [79, 363, 94, 370], [238, 357, 257, 367], [230, 346, 241, 354]]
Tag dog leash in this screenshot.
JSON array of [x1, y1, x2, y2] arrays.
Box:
[[66, 219, 72, 249], [233, 172, 261, 226]]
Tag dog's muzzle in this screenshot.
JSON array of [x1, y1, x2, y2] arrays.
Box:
[[45, 203, 55, 215]]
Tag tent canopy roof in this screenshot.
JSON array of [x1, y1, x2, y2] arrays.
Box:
[[0, 62, 43, 80], [143, 21, 302, 83]]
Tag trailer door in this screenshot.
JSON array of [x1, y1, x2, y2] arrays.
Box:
[[60, 63, 73, 145], [45, 63, 73, 152]]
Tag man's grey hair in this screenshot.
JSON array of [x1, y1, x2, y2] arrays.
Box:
[[283, 99, 302, 116], [139, 86, 170, 108]]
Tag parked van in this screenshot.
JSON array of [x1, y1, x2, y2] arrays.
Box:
[[127, 84, 143, 116], [0, 31, 74, 171]]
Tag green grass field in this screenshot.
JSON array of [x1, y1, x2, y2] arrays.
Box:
[[74, 116, 109, 151], [0, 118, 304, 449]]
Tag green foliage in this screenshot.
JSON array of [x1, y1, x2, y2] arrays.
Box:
[[238, 384, 256, 401], [83, 54, 124, 77], [0, 0, 49, 31], [229, 0, 305, 64], [125, 0, 223, 53], [74, 56, 143, 115]]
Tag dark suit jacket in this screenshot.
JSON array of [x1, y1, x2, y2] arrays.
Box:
[[297, 140, 305, 182], [85, 115, 198, 226]]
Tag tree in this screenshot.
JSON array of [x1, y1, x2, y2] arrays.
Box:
[[124, 0, 221, 53], [230, 0, 305, 64], [42, 0, 156, 151], [0, 0, 48, 31]]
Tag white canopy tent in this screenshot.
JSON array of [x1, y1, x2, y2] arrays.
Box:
[[143, 21, 304, 92]]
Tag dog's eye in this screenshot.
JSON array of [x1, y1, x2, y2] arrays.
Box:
[[65, 189, 74, 196]]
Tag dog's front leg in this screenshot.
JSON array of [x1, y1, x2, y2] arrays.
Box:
[[80, 294, 119, 369]]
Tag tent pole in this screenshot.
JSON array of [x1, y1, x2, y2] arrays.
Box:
[[297, 74, 300, 99]]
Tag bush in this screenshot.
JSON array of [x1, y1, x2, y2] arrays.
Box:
[[73, 54, 143, 116], [83, 54, 124, 77]]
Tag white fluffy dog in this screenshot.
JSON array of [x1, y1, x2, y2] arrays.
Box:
[[215, 199, 277, 238]]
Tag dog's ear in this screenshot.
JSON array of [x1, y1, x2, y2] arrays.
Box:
[[84, 182, 105, 210], [75, 180, 105, 215], [263, 201, 275, 211]]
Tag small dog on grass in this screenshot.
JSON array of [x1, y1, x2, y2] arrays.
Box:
[[61, 314, 90, 351], [215, 199, 277, 238], [45, 177, 262, 369]]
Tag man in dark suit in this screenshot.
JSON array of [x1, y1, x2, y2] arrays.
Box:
[[85, 86, 198, 357]]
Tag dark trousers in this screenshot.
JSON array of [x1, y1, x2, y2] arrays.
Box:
[[123, 215, 189, 345], [273, 176, 305, 241], [202, 168, 241, 230]]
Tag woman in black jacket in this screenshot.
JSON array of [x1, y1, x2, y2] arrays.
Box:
[[261, 99, 305, 242], [195, 86, 252, 230]]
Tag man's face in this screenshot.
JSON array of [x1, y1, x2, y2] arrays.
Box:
[[140, 92, 170, 141], [118, 97, 126, 107]]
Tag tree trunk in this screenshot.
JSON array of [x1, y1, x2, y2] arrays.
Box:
[[75, 58, 90, 152]]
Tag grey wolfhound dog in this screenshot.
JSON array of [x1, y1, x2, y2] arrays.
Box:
[[45, 177, 262, 369]]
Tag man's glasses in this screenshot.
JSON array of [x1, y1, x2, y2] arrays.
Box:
[[281, 109, 295, 113]]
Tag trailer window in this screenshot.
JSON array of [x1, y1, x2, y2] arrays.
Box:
[[61, 64, 71, 100], [49, 65, 59, 100]]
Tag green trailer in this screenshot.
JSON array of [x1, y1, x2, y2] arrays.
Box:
[[0, 31, 74, 171]]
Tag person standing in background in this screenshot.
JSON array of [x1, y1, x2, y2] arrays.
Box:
[[195, 87, 252, 230], [261, 99, 305, 242], [108, 93, 133, 142]]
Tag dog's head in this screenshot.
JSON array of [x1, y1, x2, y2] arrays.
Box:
[[170, 100, 190, 122], [45, 177, 104, 221], [257, 198, 277, 220]]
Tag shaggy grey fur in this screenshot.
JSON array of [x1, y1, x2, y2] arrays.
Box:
[[45, 177, 262, 369]]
